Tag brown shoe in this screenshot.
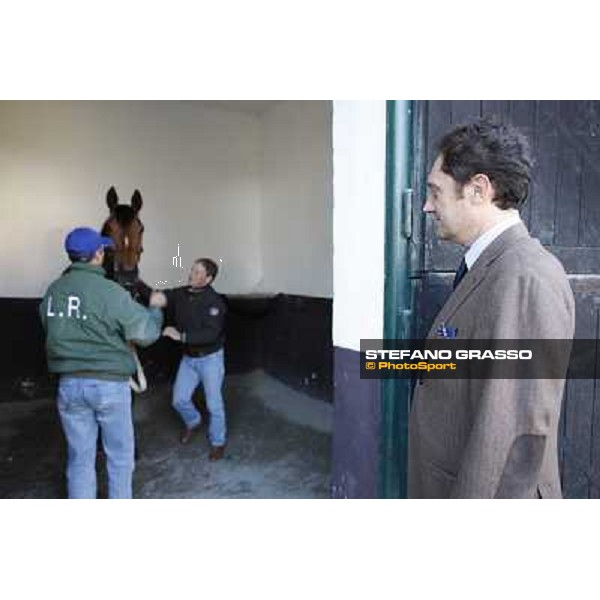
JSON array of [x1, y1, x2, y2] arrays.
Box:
[[180, 425, 199, 445], [209, 445, 226, 461]]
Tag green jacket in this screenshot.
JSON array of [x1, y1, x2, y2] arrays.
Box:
[[39, 262, 163, 380]]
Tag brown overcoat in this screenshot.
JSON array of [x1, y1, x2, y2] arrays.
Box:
[[408, 223, 575, 498]]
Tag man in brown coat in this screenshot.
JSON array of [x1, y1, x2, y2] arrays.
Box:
[[408, 121, 575, 498]]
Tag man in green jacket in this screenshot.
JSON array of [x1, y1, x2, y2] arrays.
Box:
[[39, 227, 163, 499]]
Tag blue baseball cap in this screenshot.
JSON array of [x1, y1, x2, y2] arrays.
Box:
[[64, 227, 114, 258]]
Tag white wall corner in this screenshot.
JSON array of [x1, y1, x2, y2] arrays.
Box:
[[332, 101, 387, 352]]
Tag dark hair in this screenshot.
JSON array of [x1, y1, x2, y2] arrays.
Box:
[[67, 252, 92, 263], [437, 120, 533, 210], [195, 258, 218, 280]]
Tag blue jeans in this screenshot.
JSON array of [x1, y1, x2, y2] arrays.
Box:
[[57, 377, 134, 499], [172, 349, 226, 446]]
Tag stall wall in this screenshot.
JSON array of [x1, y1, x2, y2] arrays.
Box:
[[0, 101, 263, 297], [259, 100, 333, 297], [0, 100, 334, 402]]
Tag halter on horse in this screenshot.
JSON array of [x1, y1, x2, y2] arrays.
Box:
[[101, 186, 152, 391]]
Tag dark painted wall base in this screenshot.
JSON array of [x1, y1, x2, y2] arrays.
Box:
[[0, 294, 333, 403], [331, 346, 380, 498]]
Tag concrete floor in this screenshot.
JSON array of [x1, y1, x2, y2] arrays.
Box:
[[0, 371, 332, 499]]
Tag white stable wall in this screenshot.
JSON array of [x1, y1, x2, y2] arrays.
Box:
[[258, 101, 333, 297], [0, 101, 263, 297], [332, 101, 387, 351], [0, 100, 334, 299]]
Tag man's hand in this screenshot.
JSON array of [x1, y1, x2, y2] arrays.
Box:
[[162, 326, 182, 342], [150, 291, 167, 308]]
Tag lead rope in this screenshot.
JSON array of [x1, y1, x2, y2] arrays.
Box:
[[129, 346, 147, 393]]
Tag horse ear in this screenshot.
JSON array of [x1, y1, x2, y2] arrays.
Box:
[[131, 189, 143, 213], [106, 186, 119, 212]]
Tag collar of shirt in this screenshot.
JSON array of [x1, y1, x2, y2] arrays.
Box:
[[187, 284, 210, 294], [464, 211, 522, 270]]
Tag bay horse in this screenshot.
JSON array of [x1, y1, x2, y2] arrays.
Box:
[[101, 186, 153, 392], [101, 186, 152, 306]]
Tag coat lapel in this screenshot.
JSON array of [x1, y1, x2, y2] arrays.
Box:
[[429, 222, 531, 337]]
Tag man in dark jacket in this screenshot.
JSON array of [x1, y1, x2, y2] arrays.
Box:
[[152, 258, 227, 460], [39, 227, 163, 499]]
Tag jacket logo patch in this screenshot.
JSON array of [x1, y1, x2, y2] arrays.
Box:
[[209, 307, 220, 316], [46, 294, 86, 319]]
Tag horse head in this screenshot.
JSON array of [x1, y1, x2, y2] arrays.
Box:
[[101, 186, 151, 304]]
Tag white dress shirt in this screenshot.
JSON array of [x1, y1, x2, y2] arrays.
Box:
[[464, 211, 522, 270]]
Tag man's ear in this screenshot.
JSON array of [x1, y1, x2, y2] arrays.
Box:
[[470, 173, 493, 203]]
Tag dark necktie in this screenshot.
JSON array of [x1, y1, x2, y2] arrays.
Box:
[[453, 257, 468, 290]]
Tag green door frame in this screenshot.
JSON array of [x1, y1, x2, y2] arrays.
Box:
[[379, 100, 416, 498]]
